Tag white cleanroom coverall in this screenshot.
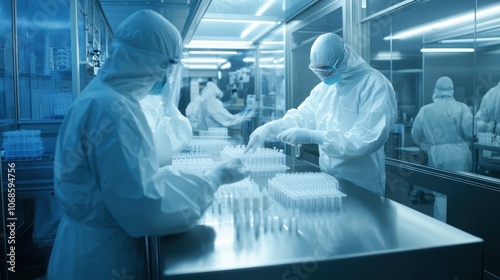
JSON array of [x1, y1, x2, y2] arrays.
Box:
[[412, 76, 473, 222], [196, 81, 254, 130], [246, 33, 397, 196], [47, 10, 248, 280], [475, 81, 500, 133], [412, 76, 473, 172]]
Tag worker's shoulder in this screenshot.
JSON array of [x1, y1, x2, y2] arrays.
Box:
[[356, 68, 393, 91], [75, 88, 133, 119]]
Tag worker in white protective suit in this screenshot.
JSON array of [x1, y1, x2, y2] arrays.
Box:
[[411, 76, 473, 222], [47, 10, 249, 280], [140, 63, 192, 166], [140, 95, 192, 166], [245, 33, 397, 196], [412, 76, 473, 171], [191, 81, 254, 130], [475, 80, 500, 133]]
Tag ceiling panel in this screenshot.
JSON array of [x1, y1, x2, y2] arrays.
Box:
[[98, 0, 318, 70], [100, 0, 200, 37], [187, 0, 317, 49]]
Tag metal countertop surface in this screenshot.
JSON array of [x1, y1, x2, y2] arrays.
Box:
[[157, 158, 483, 279]]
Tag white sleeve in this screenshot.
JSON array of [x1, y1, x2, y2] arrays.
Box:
[[412, 109, 425, 146], [94, 111, 218, 237], [321, 80, 396, 158], [205, 98, 247, 127]]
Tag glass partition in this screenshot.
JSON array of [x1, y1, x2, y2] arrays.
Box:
[[181, 49, 256, 144], [363, 0, 500, 180], [364, 0, 415, 18], [474, 0, 500, 177], [0, 0, 15, 123], [257, 27, 286, 127], [16, 0, 73, 120]]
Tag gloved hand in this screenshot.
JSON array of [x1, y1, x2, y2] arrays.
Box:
[[243, 121, 277, 153], [205, 158, 249, 186], [276, 128, 326, 145]]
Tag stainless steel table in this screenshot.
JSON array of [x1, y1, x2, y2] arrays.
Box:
[[153, 158, 484, 280]]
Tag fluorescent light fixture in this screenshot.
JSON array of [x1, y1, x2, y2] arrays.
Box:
[[243, 57, 274, 63], [220, 62, 232, 69], [420, 48, 474, 53], [261, 41, 284, 45], [185, 64, 219, 70], [241, 23, 261, 39], [273, 57, 285, 63], [181, 58, 227, 64], [440, 37, 500, 43], [201, 18, 276, 24], [362, 0, 366, 9], [385, 4, 500, 40], [260, 50, 284, 54], [256, 0, 276, 16], [188, 50, 238, 55], [372, 51, 403, 60], [259, 64, 285, 69], [185, 40, 254, 49], [243, 57, 255, 63]]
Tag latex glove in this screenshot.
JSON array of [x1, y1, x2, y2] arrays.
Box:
[[244, 108, 256, 119], [244, 124, 272, 153], [276, 128, 326, 145], [205, 158, 249, 186]]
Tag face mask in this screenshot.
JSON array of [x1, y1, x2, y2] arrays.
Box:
[[150, 58, 179, 96], [323, 73, 342, 85], [310, 56, 342, 85], [150, 75, 167, 95]]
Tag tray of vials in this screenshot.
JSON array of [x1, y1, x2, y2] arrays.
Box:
[[2, 130, 45, 160], [220, 145, 289, 185], [268, 172, 346, 212], [171, 152, 216, 175]]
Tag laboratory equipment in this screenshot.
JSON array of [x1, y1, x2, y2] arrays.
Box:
[[221, 145, 289, 186], [268, 172, 346, 212], [185, 138, 231, 161], [2, 130, 44, 160], [185, 127, 231, 160], [171, 152, 216, 175], [49, 47, 71, 71], [37, 89, 73, 119]]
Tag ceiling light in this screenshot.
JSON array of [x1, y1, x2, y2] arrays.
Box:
[[188, 51, 238, 55], [185, 64, 219, 70], [260, 64, 284, 69], [241, 23, 261, 39], [260, 57, 275, 62], [372, 51, 403, 60], [384, 4, 500, 40], [220, 62, 232, 70], [420, 48, 474, 53], [256, 0, 276, 16], [440, 37, 500, 43], [185, 40, 254, 49], [260, 50, 284, 53], [201, 18, 277, 24], [181, 58, 227, 64], [261, 41, 284, 45]]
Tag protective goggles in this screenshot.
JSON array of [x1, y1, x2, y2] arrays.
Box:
[[309, 54, 342, 80], [151, 58, 179, 94]]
